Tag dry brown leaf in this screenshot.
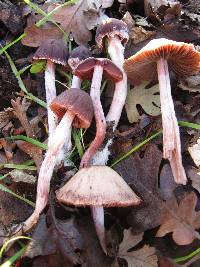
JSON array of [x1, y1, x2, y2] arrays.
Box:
[[187, 167, 200, 194], [9, 169, 36, 184], [188, 137, 200, 167], [125, 81, 160, 123], [0, 108, 14, 130], [117, 229, 158, 267], [178, 74, 200, 93], [23, 0, 103, 47], [156, 192, 200, 245]]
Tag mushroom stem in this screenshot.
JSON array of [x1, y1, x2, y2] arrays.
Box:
[[71, 75, 82, 89], [106, 36, 127, 128], [80, 64, 106, 168], [157, 58, 187, 185], [91, 206, 107, 254], [23, 111, 74, 232], [45, 60, 58, 138]]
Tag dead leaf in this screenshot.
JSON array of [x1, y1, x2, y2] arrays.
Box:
[[117, 229, 158, 267], [178, 73, 200, 93], [156, 192, 200, 245], [0, 108, 14, 130], [23, 0, 103, 47], [188, 137, 200, 167], [187, 167, 200, 194], [125, 81, 160, 123], [114, 144, 165, 232], [9, 169, 36, 184]]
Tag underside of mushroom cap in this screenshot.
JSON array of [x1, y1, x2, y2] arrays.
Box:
[[68, 45, 92, 70], [33, 39, 69, 66], [74, 57, 123, 82], [123, 38, 200, 85], [50, 88, 94, 128], [96, 18, 129, 50], [56, 166, 141, 207]]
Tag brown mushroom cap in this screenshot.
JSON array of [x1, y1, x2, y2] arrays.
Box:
[[123, 38, 200, 85], [56, 166, 141, 207], [95, 18, 129, 50], [68, 45, 92, 70], [33, 39, 69, 66], [50, 88, 94, 128], [74, 57, 123, 82]]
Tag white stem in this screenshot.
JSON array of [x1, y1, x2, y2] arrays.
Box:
[[92, 36, 127, 166], [71, 75, 82, 89], [80, 64, 106, 167], [23, 111, 74, 232], [106, 36, 127, 128], [91, 206, 107, 254], [157, 58, 187, 185], [45, 61, 58, 138]]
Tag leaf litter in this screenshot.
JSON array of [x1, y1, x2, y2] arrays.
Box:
[[1, 0, 200, 266]]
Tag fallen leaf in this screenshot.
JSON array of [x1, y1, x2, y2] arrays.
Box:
[[188, 137, 200, 167], [125, 81, 160, 123], [0, 0, 23, 34], [117, 229, 158, 267], [156, 192, 200, 245], [9, 169, 36, 184], [0, 108, 14, 130], [178, 73, 200, 93], [114, 144, 165, 232], [187, 167, 200, 194]]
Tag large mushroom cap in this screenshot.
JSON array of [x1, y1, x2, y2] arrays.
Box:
[[33, 39, 69, 66], [123, 38, 200, 85], [56, 166, 141, 207], [68, 45, 92, 70], [50, 88, 94, 128], [74, 57, 123, 82], [96, 18, 129, 50]]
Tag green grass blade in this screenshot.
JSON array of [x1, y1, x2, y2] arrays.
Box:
[[7, 135, 47, 150], [178, 120, 200, 130], [2, 49, 46, 108], [0, 247, 26, 267], [0, 164, 36, 171], [16, 64, 32, 77], [0, 34, 26, 56], [72, 129, 84, 158], [110, 131, 162, 167], [0, 184, 35, 207], [175, 247, 200, 263]]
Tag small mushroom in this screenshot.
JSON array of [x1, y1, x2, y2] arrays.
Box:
[[74, 57, 123, 167], [123, 38, 200, 185], [23, 89, 94, 232], [95, 18, 129, 128], [68, 45, 92, 88], [33, 39, 69, 137], [56, 165, 141, 253]]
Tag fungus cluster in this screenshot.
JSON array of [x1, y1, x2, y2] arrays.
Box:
[[19, 16, 200, 255]]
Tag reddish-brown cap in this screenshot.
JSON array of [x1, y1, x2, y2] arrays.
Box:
[[33, 39, 69, 66], [123, 38, 200, 85], [96, 18, 129, 50], [50, 88, 93, 128], [74, 57, 123, 82], [68, 45, 92, 70], [56, 166, 141, 207]]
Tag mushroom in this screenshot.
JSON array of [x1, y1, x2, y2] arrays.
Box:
[[33, 38, 69, 138], [123, 38, 200, 185], [23, 88, 94, 232], [56, 165, 141, 253], [68, 45, 92, 88], [74, 57, 123, 168], [95, 18, 129, 128]]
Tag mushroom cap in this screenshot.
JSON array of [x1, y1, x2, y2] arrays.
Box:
[[68, 45, 92, 70], [123, 38, 200, 85], [95, 18, 129, 50], [56, 166, 141, 207], [33, 39, 69, 66], [74, 57, 123, 82], [50, 88, 94, 128]]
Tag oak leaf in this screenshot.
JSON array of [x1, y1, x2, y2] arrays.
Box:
[[125, 81, 160, 123], [156, 192, 200, 245]]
